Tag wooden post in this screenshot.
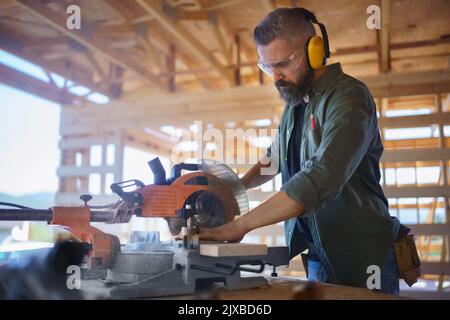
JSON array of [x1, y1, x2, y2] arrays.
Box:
[[259, 68, 264, 85], [114, 130, 125, 183], [436, 94, 450, 281], [167, 44, 176, 92], [379, 98, 387, 186], [235, 33, 241, 86]]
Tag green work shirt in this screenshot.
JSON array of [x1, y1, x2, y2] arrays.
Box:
[[268, 63, 400, 287]]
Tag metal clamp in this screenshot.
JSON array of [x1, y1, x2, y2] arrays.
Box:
[[190, 259, 265, 276]]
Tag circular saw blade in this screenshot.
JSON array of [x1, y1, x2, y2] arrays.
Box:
[[198, 159, 249, 221]]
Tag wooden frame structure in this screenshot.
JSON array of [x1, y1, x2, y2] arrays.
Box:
[[0, 0, 449, 297]]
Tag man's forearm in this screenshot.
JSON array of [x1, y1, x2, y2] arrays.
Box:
[[237, 191, 305, 233], [199, 191, 305, 241], [241, 161, 276, 189]]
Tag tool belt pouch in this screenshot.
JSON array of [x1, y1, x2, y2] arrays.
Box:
[[393, 234, 421, 287]]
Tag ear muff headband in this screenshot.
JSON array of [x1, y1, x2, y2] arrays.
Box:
[[298, 8, 330, 69]]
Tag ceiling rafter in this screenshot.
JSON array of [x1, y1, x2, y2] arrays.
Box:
[[0, 63, 83, 105], [0, 29, 110, 97], [135, 0, 234, 85], [14, 0, 167, 91]]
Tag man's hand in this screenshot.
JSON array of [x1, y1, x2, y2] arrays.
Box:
[[199, 191, 305, 243], [198, 220, 246, 242]]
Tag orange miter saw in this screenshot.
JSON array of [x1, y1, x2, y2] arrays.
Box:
[[112, 158, 248, 236], [0, 158, 289, 299], [0, 158, 249, 269]]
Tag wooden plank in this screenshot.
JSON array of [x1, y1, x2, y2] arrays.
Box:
[[248, 186, 450, 202], [380, 113, 450, 129], [0, 63, 79, 105], [335, 36, 450, 56], [421, 262, 450, 275], [407, 224, 450, 236], [261, 0, 277, 11], [208, 12, 232, 66], [381, 148, 450, 162], [214, 279, 401, 300], [59, 135, 115, 150], [400, 290, 450, 300], [383, 186, 450, 198], [14, 0, 166, 90], [200, 243, 268, 257], [57, 165, 115, 177]]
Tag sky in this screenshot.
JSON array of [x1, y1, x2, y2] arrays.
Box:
[[0, 49, 135, 196], [0, 83, 61, 195], [0, 82, 167, 196]]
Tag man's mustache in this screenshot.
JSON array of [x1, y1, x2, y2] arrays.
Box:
[[275, 79, 295, 88]]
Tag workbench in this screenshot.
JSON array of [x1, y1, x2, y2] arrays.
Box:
[[157, 276, 403, 300]]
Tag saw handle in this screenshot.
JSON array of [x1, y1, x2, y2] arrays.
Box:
[[190, 259, 265, 275], [110, 179, 145, 210], [171, 163, 199, 180]]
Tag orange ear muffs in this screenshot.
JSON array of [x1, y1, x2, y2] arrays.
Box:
[[307, 36, 326, 70], [298, 8, 330, 70]]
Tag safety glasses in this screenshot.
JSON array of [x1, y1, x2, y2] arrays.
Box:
[[257, 48, 304, 77]]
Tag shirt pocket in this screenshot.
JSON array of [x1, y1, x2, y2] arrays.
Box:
[[306, 127, 322, 158]]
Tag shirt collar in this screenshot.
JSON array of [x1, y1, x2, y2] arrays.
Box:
[[308, 62, 343, 96]]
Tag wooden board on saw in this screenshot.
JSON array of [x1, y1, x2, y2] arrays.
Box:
[[199, 243, 268, 257]]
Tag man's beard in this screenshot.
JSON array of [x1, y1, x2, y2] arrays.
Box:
[[275, 67, 314, 106]]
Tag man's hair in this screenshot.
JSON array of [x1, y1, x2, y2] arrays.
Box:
[[253, 8, 316, 46]]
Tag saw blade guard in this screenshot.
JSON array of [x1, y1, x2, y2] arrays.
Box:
[[165, 159, 249, 235], [198, 159, 249, 219]]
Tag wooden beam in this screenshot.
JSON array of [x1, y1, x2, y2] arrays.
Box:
[[14, 0, 166, 90], [382, 148, 450, 163], [208, 12, 232, 66], [108, 64, 125, 99], [57, 165, 115, 177], [363, 69, 450, 98], [407, 224, 450, 236], [401, 291, 450, 300], [334, 36, 450, 56], [167, 44, 176, 92], [383, 186, 450, 198], [420, 262, 450, 275], [204, 0, 247, 11], [235, 33, 241, 85], [0, 63, 80, 105], [379, 112, 450, 128], [125, 129, 174, 157], [379, 0, 390, 73], [104, 0, 165, 74], [178, 10, 208, 21], [84, 51, 106, 80], [134, 0, 234, 85], [262, 0, 277, 11], [0, 30, 110, 97]]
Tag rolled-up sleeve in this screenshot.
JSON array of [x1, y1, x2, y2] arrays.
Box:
[[281, 85, 376, 212]]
